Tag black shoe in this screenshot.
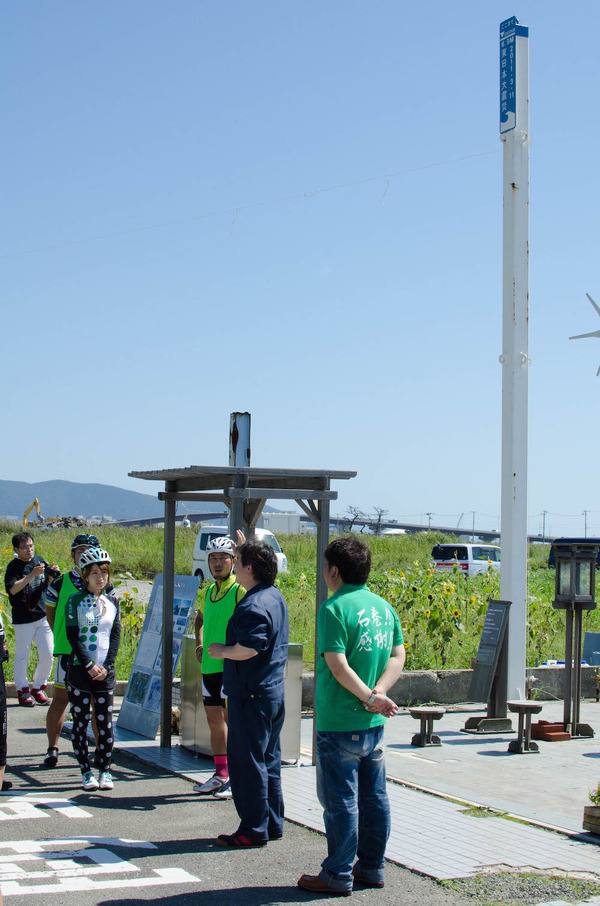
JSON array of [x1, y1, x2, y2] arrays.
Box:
[[1, 780, 13, 791], [216, 832, 267, 848], [44, 747, 59, 768]]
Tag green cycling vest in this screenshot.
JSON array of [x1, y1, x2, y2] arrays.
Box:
[[201, 577, 243, 674], [51, 572, 79, 656]]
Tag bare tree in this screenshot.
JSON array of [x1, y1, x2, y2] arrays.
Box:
[[372, 507, 388, 536], [344, 505, 366, 533]]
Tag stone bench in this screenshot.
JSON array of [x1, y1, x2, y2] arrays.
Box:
[[409, 706, 446, 747]]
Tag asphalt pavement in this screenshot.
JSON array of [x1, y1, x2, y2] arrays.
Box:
[[0, 699, 474, 906], [5, 695, 600, 905]]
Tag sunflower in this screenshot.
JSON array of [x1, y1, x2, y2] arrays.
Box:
[[452, 608, 461, 618]]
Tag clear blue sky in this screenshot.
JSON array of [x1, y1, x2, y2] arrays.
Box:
[[2, 1, 599, 537]]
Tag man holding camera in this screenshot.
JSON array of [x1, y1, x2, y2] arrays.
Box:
[[3, 532, 59, 707]]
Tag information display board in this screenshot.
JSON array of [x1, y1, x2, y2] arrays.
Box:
[[469, 599, 511, 704], [117, 573, 199, 738]]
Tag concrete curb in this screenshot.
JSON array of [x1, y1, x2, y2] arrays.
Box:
[[300, 664, 599, 709], [6, 665, 595, 708], [5, 680, 129, 699]]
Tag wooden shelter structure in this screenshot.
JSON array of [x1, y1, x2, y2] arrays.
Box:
[[128, 464, 356, 747]]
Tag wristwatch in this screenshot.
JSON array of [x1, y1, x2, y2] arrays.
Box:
[[364, 691, 377, 708]]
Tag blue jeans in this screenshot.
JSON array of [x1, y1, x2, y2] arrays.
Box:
[[316, 725, 390, 892]]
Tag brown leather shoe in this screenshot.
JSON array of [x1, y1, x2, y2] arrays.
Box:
[[297, 874, 352, 897], [352, 866, 384, 889]]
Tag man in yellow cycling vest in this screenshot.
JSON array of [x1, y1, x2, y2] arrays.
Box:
[[193, 536, 245, 798]]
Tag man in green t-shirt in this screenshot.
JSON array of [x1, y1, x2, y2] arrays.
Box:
[[193, 536, 245, 798], [299, 536, 405, 897]]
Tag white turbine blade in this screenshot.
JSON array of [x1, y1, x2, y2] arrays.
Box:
[[586, 293, 600, 317], [597, 363, 600, 377], [569, 330, 600, 340]]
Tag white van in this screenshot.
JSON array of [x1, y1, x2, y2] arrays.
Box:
[[431, 543, 501, 578], [193, 525, 288, 583]]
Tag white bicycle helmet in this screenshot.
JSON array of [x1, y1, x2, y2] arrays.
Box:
[[206, 536, 235, 556], [78, 547, 112, 569]]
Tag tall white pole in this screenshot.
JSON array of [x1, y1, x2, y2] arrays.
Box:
[[499, 16, 530, 700]]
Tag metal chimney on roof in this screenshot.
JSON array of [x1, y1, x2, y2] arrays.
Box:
[[229, 412, 251, 467], [229, 412, 251, 540]]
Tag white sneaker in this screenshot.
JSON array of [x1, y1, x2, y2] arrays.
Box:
[[213, 781, 232, 799], [82, 771, 99, 791], [193, 774, 227, 795], [99, 771, 114, 790]]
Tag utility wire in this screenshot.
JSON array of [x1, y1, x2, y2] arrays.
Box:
[[1, 148, 500, 259]]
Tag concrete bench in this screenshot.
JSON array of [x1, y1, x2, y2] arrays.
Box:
[[409, 706, 446, 747], [507, 700, 543, 753]]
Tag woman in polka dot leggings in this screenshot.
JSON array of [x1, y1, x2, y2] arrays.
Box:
[[65, 547, 120, 792]]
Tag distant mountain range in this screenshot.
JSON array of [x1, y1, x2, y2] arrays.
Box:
[[0, 479, 228, 522]]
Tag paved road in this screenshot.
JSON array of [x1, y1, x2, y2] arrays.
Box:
[[1, 701, 474, 905]]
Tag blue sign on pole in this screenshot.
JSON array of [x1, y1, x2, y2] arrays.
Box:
[[500, 16, 528, 134]]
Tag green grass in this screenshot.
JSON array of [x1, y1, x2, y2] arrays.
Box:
[[0, 523, 196, 578], [1, 522, 595, 679]]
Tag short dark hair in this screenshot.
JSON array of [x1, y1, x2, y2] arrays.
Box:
[[325, 536, 371, 585], [238, 539, 278, 586], [12, 532, 33, 550]]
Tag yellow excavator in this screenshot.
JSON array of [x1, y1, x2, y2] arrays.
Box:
[[22, 498, 61, 529]]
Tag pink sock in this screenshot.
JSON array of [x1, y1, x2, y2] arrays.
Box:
[[214, 755, 228, 780]]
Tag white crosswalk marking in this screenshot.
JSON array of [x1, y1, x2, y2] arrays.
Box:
[[0, 837, 199, 896], [0, 795, 92, 821]]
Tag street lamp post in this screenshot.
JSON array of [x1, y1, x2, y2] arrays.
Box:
[[552, 541, 599, 737]]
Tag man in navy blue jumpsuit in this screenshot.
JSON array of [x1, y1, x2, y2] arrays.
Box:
[[208, 537, 289, 848]]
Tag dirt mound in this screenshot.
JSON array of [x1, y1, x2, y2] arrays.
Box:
[[41, 516, 93, 530]]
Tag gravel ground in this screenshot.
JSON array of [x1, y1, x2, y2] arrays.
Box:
[[442, 870, 600, 905], [113, 575, 154, 605]]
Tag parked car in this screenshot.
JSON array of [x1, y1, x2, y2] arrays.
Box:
[[431, 543, 501, 578], [547, 538, 600, 569], [192, 524, 288, 583]]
